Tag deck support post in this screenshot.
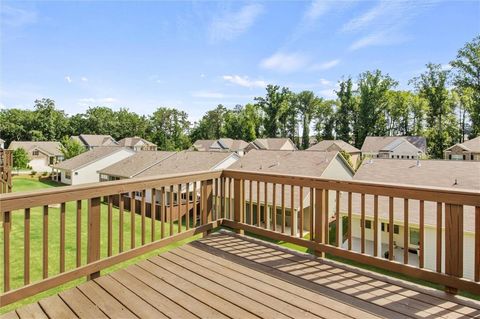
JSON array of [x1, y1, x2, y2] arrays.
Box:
[[87, 197, 101, 280], [444, 203, 463, 294], [202, 179, 213, 237], [233, 179, 244, 235], [314, 189, 326, 258]]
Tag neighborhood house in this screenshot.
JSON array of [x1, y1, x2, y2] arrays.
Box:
[[52, 146, 135, 185], [8, 141, 64, 172], [444, 136, 480, 161], [228, 150, 355, 233], [192, 138, 249, 156], [245, 138, 297, 152], [71, 134, 118, 150], [361, 136, 426, 159], [343, 158, 480, 280], [117, 137, 157, 151], [308, 139, 361, 168]]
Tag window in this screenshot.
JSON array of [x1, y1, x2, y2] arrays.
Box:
[[463, 155, 466, 160], [396, 155, 400, 159], [65, 172, 71, 179], [32, 150, 39, 156], [394, 225, 400, 234], [401, 155, 404, 159], [449, 154, 452, 159], [471, 154, 474, 160], [381, 223, 387, 232], [409, 228, 419, 246], [364, 220, 372, 229]]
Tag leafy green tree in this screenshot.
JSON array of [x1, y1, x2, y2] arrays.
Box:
[[32, 98, 68, 140], [356, 70, 398, 148], [386, 91, 412, 136], [451, 36, 480, 138], [149, 107, 191, 151], [0, 108, 35, 143], [411, 63, 458, 158], [190, 105, 227, 141], [314, 100, 335, 141], [410, 94, 428, 136], [60, 137, 86, 159], [13, 148, 30, 169], [113, 108, 149, 140], [255, 85, 291, 137], [295, 91, 323, 149], [83, 107, 117, 135], [335, 78, 356, 143]]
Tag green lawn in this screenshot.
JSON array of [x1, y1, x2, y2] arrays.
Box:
[[0, 176, 202, 314]]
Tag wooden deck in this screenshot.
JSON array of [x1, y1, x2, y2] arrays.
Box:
[[2, 232, 480, 319]]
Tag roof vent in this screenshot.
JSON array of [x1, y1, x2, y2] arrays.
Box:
[[416, 159, 421, 167], [367, 158, 373, 164], [454, 178, 458, 186]]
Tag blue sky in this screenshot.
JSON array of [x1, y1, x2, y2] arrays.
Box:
[[1, 1, 479, 121]]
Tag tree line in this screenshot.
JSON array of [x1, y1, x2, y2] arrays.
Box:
[[1, 36, 478, 159]]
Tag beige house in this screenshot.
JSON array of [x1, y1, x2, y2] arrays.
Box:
[[8, 141, 63, 172], [191, 138, 249, 156], [99, 151, 175, 181], [345, 159, 480, 280], [117, 137, 157, 151], [71, 134, 118, 150], [361, 136, 426, 159], [444, 136, 480, 161], [308, 140, 361, 168], [52, 147, 135, 185], [228, 150, 355, 232], [245, 138, 297, 152]]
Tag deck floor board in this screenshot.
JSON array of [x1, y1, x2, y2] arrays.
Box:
[[2, 231, 480, 319]]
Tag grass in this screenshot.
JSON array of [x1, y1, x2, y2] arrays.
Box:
[[0, 176, 203, 314]]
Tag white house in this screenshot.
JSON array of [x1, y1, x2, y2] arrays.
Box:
[[245, 138, 297, 152], [52, 147, 135, 185], [8, 141, 64, 172], [361, 136, 426, 159], [228, 150, 355, 232], [191, 139, 249, 156], [343, 159, 480, 280], [98, 151, 176, 181], [117, 137, 157, 151], [71, 134, 118, 150]]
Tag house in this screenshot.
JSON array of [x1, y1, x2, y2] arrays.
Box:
[[308, 140, 361, 168], [117, 137, 157, 151], [71, 134, 118, 150], [98, 150, 175, 181], [245, 138, 297, 152], [228, 150, 355, 232], [344, 158, 480, 280], [8, 141, 64, 172], [191, 138, 249, 156], [52, 147, 135, 185], [0, 138, 4, 149], [361, 136, 426, 159], [444, 136, 480, 161], [131, 151, 240, 220]]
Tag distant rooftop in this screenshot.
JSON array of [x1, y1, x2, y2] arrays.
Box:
[[99, 151, 175, 178], [361, 136, 426, 153], [8, 141, 63, 156], [308, 139, 360, 153], [53, 146, 129, 171]]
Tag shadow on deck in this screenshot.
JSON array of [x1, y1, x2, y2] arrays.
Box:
[[2, 232, 480, 319]]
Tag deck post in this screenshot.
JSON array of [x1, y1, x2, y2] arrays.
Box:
[[444, 203, 463, 294], [233, 178, 244, 235], [203, 179, 213, 237], [314, 189, 326, 257], [87, 196, 101, 280]]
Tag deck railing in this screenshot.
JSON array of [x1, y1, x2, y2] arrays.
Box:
[[1, 169, 479, 307]]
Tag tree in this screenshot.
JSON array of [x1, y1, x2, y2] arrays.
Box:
[[60, 137, 86, 159], [295, 91, 323, 149], [13, 148, 30, 169], [254, 85, 291, 137], [113, 108, 149, 140], [314, 100, 335, 141], [32, 98, 68, 141], [335, 78, 356, 143], [451, 36, 480, 138], [411, 63, 458, 158], [190, 105, 227, 141], [356, 70, 398, 148], [149, 107, 191, 151], [83, 107, 117, 135]]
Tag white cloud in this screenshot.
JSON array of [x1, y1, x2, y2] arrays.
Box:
[[192, 91, 226, 99], [78, 97, 118, 106], [349, 31, 408, 51], [319, 78, 331, 86], [304, 0, 331, 22], [311, 59, 340, 70], [260, 52, 309, 73], [222, 75, 267, 88], [209, 4, 263, 42], [64, 76, 72, 83], [319, 88, 337, 100], [81, 76, 88, 82], [1, 5, 37, 28]]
